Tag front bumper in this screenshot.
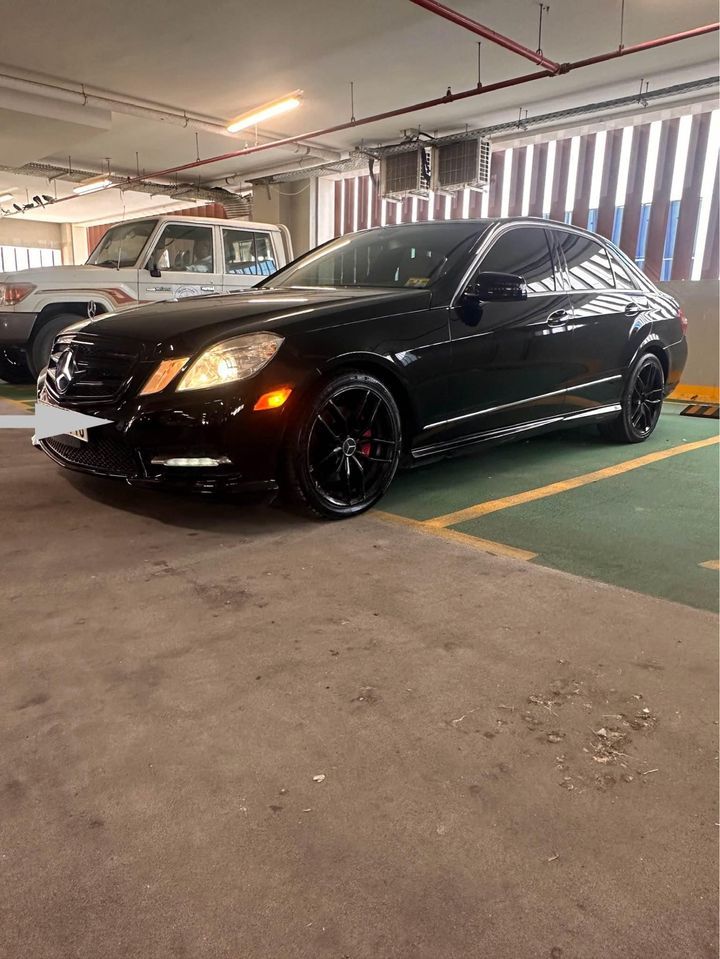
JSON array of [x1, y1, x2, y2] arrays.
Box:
[[36, 382, 294, 492], [0, 311, 37, 346]]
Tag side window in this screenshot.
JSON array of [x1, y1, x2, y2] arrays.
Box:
[[148, 225, 214, 273], [223, 229, 277, 276], [477, 227, 556, 293], [607, 248, 638, 290], [558, 233, 614, 290]]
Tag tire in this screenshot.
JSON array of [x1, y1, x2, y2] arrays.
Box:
[[0, 350, 32, 384], [29, 313, 80, 379], [282, 371, 402, 519], [599, 353, 665, 444]]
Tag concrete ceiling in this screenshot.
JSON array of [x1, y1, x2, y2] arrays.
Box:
[[0, 0, 716, 222]]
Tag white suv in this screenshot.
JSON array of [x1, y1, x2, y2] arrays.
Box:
[[0, 214, 293, 381]]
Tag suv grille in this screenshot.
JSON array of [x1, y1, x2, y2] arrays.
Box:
[[46, 333, 140, 403], [42, 434, 139, 477]]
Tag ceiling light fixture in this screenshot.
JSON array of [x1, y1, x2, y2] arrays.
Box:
[[0, 193, 14, 203], [226, 91, 303, 134], [73, 175, 114, 195]]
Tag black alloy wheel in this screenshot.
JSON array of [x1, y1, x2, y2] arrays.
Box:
[[284, 371, 402, 518], [600, 353, 665, 444]]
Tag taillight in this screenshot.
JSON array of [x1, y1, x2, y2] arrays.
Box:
[[679, 308, 688, 336], [0, 282, 35, 306]]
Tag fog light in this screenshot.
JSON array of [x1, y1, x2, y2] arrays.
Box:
[[151, 456, 232, 467]]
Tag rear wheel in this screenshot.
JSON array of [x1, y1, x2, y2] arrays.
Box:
[[29, 313, 79, 379], [283, 372, 402, 519], [600, 353, 665, 444]]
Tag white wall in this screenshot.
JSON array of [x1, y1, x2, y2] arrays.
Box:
[[0, 218, 63, 249]]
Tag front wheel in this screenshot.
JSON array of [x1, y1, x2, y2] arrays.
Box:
[[283, 372, 402, 519], [600, 353, 665, 444]]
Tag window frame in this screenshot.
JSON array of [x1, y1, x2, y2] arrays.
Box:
[[144, 222, 216, 273], [221, 227, 277, 277]]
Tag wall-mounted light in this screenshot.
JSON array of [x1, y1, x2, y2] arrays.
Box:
[[73, 175, 113, 195], [226, 91, 303, 134]]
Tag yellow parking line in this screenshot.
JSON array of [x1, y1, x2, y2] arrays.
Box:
[[425, 435, 720, 529], [373, 510, 538, 561], [699, 560, 720, 571]]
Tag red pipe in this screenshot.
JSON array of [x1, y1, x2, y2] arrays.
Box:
[[15, 21, 719, 213], [566, 22, 720, 70], [408, 0, 561, 73]]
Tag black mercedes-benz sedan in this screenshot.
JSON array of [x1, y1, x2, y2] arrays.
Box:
[[37, 217, 687, 518]]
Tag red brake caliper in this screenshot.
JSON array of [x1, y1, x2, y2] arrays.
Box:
[[359, 428, 372, 457]]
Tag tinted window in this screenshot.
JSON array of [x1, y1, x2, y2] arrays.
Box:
[[607, 248, 637, 290], [267, 222, 489, 289], [148, 224, 214, 273], [478, 227, 556, 293], [223, 229, 276, 276], [559, 233, 614, 290]]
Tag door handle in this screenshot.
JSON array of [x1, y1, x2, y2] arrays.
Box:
[[200, 286, 215, 293], [624, 301, 647, 317], [547, 308, 570, 326]]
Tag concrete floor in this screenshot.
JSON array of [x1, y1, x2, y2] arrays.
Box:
[[1, 412, 718, 959]]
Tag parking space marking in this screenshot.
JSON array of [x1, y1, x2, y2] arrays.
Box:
[[699, 559, 720, 571], [373, 510, 538, 561], [425, 435, 720, 529]]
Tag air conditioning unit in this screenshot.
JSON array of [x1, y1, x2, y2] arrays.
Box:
[[380, 146, 432, 199], [432, 137, 491, 193]]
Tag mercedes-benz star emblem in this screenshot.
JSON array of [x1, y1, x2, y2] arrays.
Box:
[[55, 349, 76, 394]]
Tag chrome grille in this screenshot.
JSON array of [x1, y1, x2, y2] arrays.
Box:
[[46, 333, 139, 403]]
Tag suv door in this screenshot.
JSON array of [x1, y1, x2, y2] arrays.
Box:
[[221, 227, 280, 292], [553, 229, 650, 413], [139, 222, 222, 303], [447, 224, 575, 438]]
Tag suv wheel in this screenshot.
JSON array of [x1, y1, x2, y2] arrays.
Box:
[[283, 372, 402, 519], [29, 314, 79, 379]]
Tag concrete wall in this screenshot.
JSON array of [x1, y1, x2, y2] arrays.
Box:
[[253, 180, 313, 257], [659, 281, 719, 391], [0, 218, 63, 249]]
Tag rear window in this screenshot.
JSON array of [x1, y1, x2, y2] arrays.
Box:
[[558, 233, 615, 291], [607, 249, 638, 290]]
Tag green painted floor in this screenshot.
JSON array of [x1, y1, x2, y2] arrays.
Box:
[[2, 377, 717, 612], [383, 405, 719, 613]]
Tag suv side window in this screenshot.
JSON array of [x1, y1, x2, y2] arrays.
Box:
[[478, 227, 556, 293], [557, 232, 614, 290], [147, 224, 214, 273], [607, 248, 638, 290], [223, 228, 277, 276]]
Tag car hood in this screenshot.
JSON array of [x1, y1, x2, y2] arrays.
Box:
[[69, 286, 433, 353], [0, 264, 135, 285]]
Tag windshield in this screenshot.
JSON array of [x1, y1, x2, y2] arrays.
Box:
[[86, 219, 158, 268], [264, 222, 489, 290]]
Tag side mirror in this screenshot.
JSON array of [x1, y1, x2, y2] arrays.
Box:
[[465, 271, 528, 303], [148, 261, 161, 278]]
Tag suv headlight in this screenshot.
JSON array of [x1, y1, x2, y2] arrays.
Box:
[[0, 283, 35, 306], [177, 332, 284, 392]]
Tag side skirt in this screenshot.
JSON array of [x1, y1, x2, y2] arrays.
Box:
[[409, 404, 622, 462]]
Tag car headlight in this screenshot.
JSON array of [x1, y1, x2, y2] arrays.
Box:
[[176, 332, 284, 392], [0, 283, 35, 306]]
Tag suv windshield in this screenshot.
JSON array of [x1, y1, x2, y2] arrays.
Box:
[[86, 219, 158, 268], [264, 222, 489, 290]]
